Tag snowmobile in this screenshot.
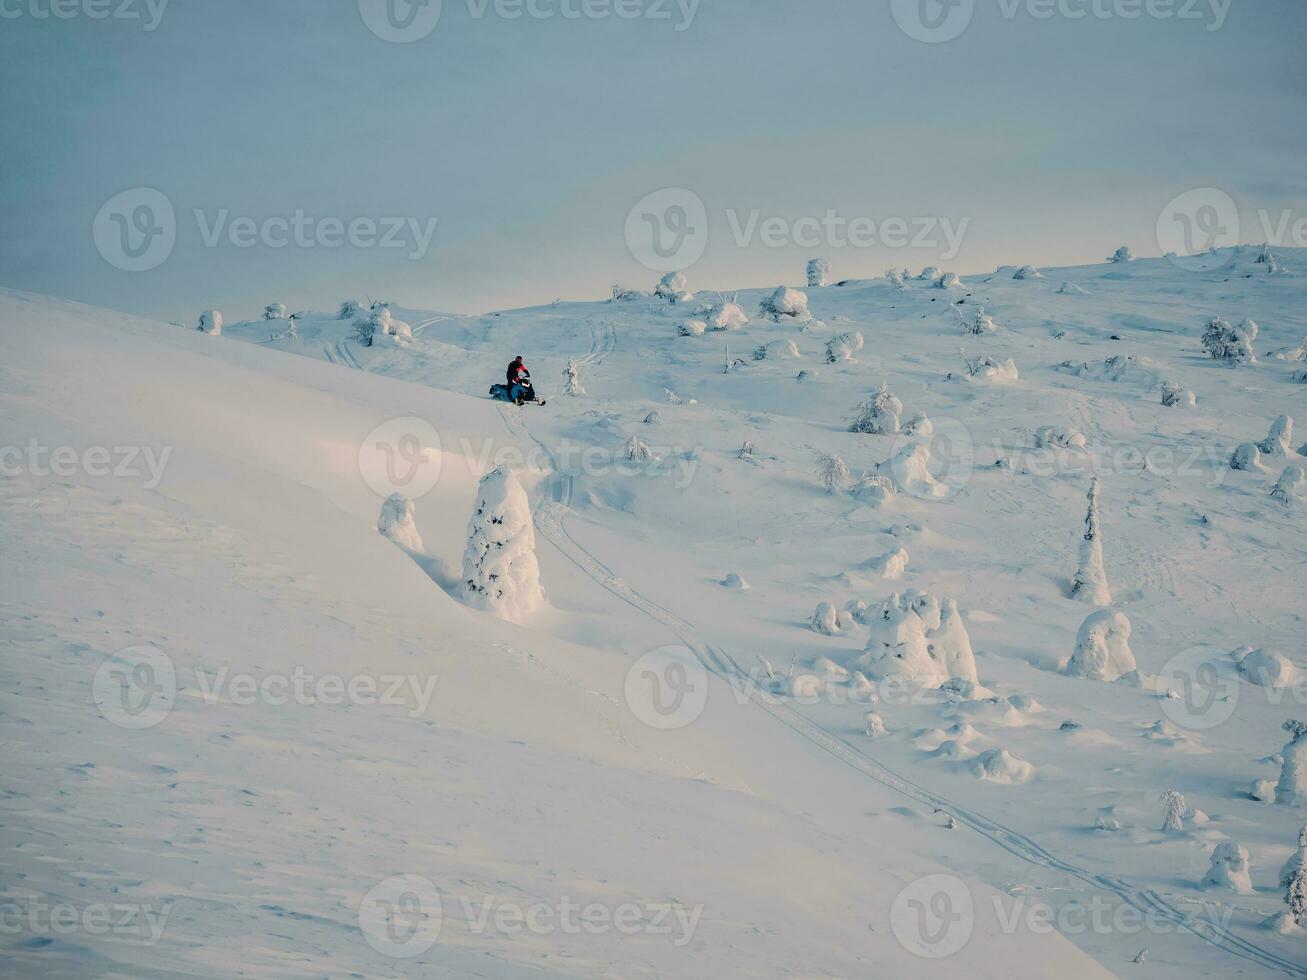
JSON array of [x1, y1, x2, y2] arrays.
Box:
[[489, 379, 546, 407]]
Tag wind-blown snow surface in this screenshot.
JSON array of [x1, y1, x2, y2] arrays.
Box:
[[3, 245, 1306, 977], [0, 291, 1116, 978]]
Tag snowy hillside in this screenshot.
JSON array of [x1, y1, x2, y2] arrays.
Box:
[[4, 245, 1307, 978]]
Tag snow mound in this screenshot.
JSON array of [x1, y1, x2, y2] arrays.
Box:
[[1035, 426, 1087, 450], [878, 442, 949, 498], [1056, 354, 1159, 385], [971, 748, 1035, 784], [1013, 265, 1043, 280], [1201, 842, 1253, 894], [707, 301, 749, 332], [864, 547, 910, 580], [722, 572, 750, 590], [1233, 647, 1297, 689], [678, 319, 707, 337], [1065, 610, 1137, 682], [378, 493, 424, 553]]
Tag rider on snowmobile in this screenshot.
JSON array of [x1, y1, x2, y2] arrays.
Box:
[[506, 355, 534, 404]]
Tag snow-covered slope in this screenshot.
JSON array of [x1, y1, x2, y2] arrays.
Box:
[[0, 290, 1122, 978], [218, 245, 1307, 976]]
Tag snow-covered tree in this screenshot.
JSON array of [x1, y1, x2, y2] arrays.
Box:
[[851, 472, 896, 507], [1070, 478, 1112, 606], [824, 330, 863, 364], [654, 271, 689, 302], [811, 602, 841, 636], [706, 297, 749, 331], [263, 302, 287, 320], [643, 410, 662, 425], [885, 268, 907, 290], [197, 310, 222, 335], [1065, 609, 1137, 682], [1256, 243, 1276, 265], [1160, 790, 1188, 833], [807, 258, 832, 288], [1259, 415, 1294, 458], [1231, 442, 1264, 471], [916, 266, 940, 281], [1280, 827, 1307, 889], [956, 305, 999, 335], [1202, 843, 1253, 894], [1270, 465, 1306, 506], [878, 442, 949, 498], [1035, 426, 1087, 450], [856, 591, 978, 689], [678, 319, 707, 337], [1013, 265, 1043, 280], [955, 351, 1019, 384], [815, 453, 851, 494], [760, 286, 809, 321], [378, 493, 424, 553], [624, 436, 655, 462], [1201, 317, 1256, 363], [354, 312, 379, 347], [937, 272, 962, 289], [1277, 720, 1307, 806], [848, 383, 902, 435], [1288, 867, 1307, 926], [338, 299, 365, 320], [1108, 246, 1134, 263], [563, 358, 585, 396], [611, 284, 643, 302], [461, 466, 544, 622], [1161, 381, 1197, 408]]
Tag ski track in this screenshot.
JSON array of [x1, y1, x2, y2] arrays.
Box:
[[493, 325, 1307, 980]]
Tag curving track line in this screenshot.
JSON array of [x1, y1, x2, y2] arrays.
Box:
[[493, 323, 1306, 979]]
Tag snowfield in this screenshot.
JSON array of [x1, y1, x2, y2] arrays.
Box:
[[3, 244, 1307, 978]]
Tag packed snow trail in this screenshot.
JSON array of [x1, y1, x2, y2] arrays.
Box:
[[498, 386, 1307, 980]]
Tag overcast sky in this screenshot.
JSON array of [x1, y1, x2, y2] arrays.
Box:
[[2, 0, 1304, 323]]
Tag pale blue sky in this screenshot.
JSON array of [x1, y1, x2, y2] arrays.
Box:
[[1, 0, 1304, 323]]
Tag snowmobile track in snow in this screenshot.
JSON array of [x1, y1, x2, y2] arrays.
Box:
[[495, 403, 1307, 978]]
